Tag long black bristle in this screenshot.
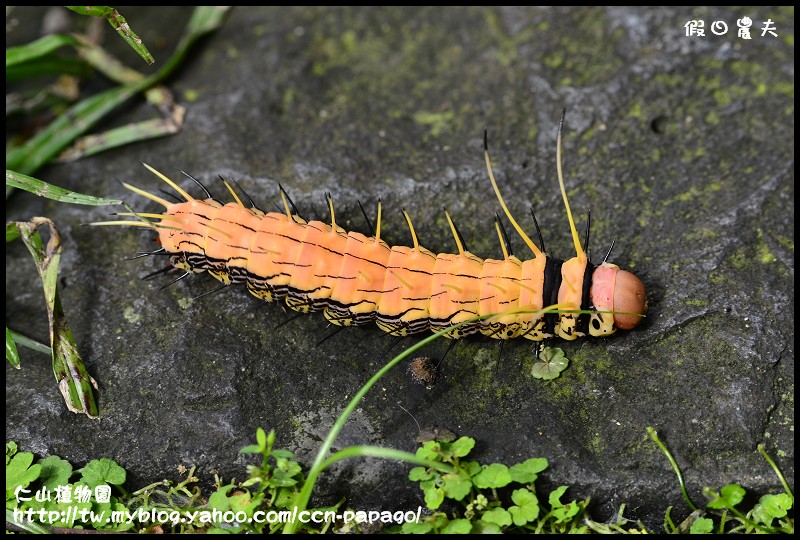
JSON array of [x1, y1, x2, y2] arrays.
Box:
[[357, 199, 375, 237], [126, 248, 167, 261], [278, 183, 304, 220], [159, 271, 190, 290], [316, 325, 345, 347], [529, 207, 546, 255], [181, 170, 213, 199], [142, 265, 173, 281], [224, 174, 261, 210], [495, 212, 514, 257]]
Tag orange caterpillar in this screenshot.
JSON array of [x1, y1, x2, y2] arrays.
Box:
[[94, 114, 647, 341]]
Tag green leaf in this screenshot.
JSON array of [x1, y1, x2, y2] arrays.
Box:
[[5, 34, 81, 68], [7, 55, 91, 81], [6, 327, 20, 369], [402, 521, 433, 533], [424, 486, 445, 510], [426, 513, 449, 530], [509, 457, 548, 484], [752, 493, 792, 525], [6, 329, 51, 357], [6, 452, 42, 491], [65, 6, 154, 65], [15, 219, 98, 417], [37, 456, 73, 491], [481, 507, 512, 527], [256, 427, 267, 449], [276, 459, 301, 475], [442, 473, 472, 501], [409, 466, 434, 482], [274, 487, 296, 510], [239, 444, 262, 454], [473, 463, 512, 489], [549, 485, 569, 507], [462, 460, 482, 477], [79, 458, 126, 488], [7, 223, 21, 243], [184, 6, 230, 37], [269, 468, 299, 487], [707, 484, 746, 510], [208, 484, 234, 511], [6, 442, 18, 464], [6, 81, 149, 175], [471, 521, 502, 533], [689, 516, 714, 534], [227, 490, 263, 516], [508, 488, 540, 526], [552, 502, 581, 523], [548, 485, 582, 523], [271, 449, 294, 459], [64, 6, 115, 17], [531, 347, 569, 380], [441, 518, 473, 534], [416, 442, 440, 461], [450, 437, 476, 458]]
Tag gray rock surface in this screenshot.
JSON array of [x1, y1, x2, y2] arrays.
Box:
[[7, 6, 794, 530]]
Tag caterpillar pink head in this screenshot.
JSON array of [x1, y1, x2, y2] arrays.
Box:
[[590, 263, 647, 331], [485, 111, 647, 339]]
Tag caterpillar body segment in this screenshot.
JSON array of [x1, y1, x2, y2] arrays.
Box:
[[95, 119, 647, 342], [158, 200, 560, 340]]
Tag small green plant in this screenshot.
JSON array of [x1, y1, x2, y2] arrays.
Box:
[[7, 428, 794, 535], [6, 440, 136, 533], [649, 428, 794, 534], [402, 436, 644, 533], [207, 427, 340, 534], [5, 434, 337, 534], [531, 346, 569, 380], [6, 327, 793, 535]]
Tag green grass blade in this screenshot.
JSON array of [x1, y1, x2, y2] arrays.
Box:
[[284, 322, 469, 533], [75, 35, 147, 85], [5, 34, 81, 68], [647, 427, 698, 511], [65, 6, 154, 65], [6, 55, 91, 81], [757, 444, 794, 501], [64, 6, 115, 17], [152, 7, 231, 82], [15, 218, 99, 418], [7, 7, 229, 177], [320, 446, 456, 474], [185, 6, 232, 38], [6, 170, 122, 205], [8, 329, 52, 356], [7, 222, 21, 243], [6, 80, 150, 175], [57, 112, 184, 162], [6, 327, 21, 369]]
